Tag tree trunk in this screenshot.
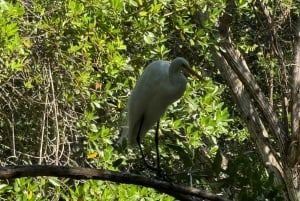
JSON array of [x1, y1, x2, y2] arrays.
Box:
[[288, 17, 300, 198], [210, 48, 285, 188], [196, 0, 300, 200]]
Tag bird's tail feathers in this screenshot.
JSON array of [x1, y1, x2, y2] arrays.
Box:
[[117, 126, 129, 147], [127, 132, 138, 147], [117, 126, 139, 148]]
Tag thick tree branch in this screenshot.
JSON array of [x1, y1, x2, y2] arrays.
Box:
[[194, 1, 299, 200], [219, 42, 286, 150], [294, 19, 300, 135], [194, 0, 289, 197], [255, 0, 290, 137], [0, 165, 231, 201], [217, 0, 287, 153], [289, 18, 300, 166], [210, 2, 299, 200], [210, 48, 285, 187]]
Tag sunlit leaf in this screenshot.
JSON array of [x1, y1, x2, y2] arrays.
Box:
[[117, 101, 122, 109], [87, 152, 98, 159], [28, 191, 33, 199], [139, 10, 147, 16], [49, 178, 60, 187]]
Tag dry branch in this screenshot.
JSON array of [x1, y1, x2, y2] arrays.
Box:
[[0, 165, 231, 201]]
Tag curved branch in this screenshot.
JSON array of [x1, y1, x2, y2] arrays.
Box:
[[0, 165, 231, 201]]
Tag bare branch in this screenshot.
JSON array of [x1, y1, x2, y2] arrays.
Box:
[[0, 165, 231, 201]]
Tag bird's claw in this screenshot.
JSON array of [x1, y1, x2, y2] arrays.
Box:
[[155, 170, 172, 182], [140, 160, 172, 182]]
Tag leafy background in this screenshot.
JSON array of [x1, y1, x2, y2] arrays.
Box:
[[0, 0, 296, 200]]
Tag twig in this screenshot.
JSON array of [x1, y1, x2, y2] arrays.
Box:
[[48, 65, 60, 165]]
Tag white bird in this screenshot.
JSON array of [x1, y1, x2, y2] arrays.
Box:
[[121, 57, 203, 175]]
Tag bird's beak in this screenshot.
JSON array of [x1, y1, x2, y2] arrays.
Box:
[[186, 67, 204, 81]]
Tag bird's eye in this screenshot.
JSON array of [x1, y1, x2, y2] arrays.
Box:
[[180, 65, 186, 70]]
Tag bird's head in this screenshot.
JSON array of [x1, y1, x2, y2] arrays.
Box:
[[173, 57, 203, 81]]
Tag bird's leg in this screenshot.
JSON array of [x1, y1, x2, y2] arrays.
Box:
[[136, 116, 158, 172], [154, 121, 172, 181], [155, 120, 162, 177]]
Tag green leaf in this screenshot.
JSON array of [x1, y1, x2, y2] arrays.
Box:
[[139, 10, 147, 16], [0, 184, 12, 193], [24, 79, 33, 89], [166, 143, 192, 167], [212, 150, 222, 174], [90, 123, 98, 132], [112, 158, 124, 167], [143, 32, 155, 44], [111, 0, 123, 11], [49, 178, 61, 187]]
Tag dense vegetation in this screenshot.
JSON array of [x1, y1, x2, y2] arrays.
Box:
[[0, 0, 299, 200]]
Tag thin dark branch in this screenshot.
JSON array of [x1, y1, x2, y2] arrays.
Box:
[[0, 165, 231, 201]]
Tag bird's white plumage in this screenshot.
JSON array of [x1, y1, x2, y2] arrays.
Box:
[[121, 57, 193, 146]]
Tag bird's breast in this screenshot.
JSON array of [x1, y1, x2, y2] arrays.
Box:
[[161, 78, 187, 104]]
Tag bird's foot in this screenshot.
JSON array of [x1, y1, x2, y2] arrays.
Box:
[[141, 159, 172, 181], [146, 164, 172, 181], [143, 160, 159, 172], [155, 170, 173, 182]]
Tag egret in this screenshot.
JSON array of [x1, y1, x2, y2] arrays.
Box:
[[121, 57, 203, 176]]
